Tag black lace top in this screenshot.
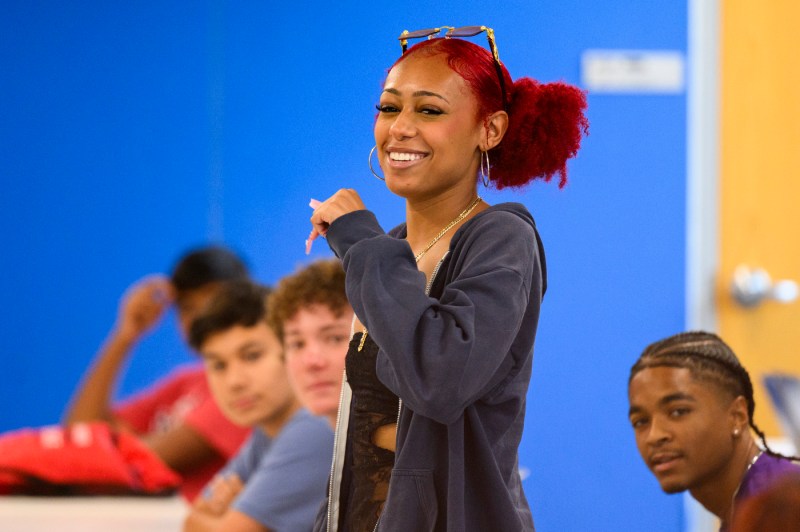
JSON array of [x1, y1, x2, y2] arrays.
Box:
[[342, 332, 398, 532]]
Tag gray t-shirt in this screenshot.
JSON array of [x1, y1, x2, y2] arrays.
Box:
[[217, 408, 333, 531]]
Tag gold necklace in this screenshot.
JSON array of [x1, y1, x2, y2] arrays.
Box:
[[358, 195, 483, 351], [413, 195, 483, 262], [732, 449, 763, 500]]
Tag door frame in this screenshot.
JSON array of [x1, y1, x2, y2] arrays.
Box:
[[686, 0, 719, 335], [685, 0, 720, 530]]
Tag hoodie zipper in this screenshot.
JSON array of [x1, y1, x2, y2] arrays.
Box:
[[326, 370, 349, 532], [371, 251, 447, 532]]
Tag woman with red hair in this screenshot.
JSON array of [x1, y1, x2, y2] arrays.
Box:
[[309, 26, 588, 531]]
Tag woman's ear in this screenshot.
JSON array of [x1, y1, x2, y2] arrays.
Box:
[[482, 111, 509, 151]]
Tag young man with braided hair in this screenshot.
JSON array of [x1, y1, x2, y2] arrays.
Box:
[[627, 331, 800, 531]]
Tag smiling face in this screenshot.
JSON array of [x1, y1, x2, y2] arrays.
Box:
[[200, 322, 298, 435], [282, 304, 352, 426], [628, 366, 741, 494], [375, 54, 486, 201]]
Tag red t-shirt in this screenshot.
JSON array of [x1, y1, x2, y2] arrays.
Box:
[[114, 364, 250, 501]]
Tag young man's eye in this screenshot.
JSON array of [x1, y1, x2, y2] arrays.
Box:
[[325, 334, 348, 345], [630, 417, 648, 429], [284, 341, 303, 353], [242, 350, 262, 362], [669, 408, 690, 418], [207, 360, 226, 372]]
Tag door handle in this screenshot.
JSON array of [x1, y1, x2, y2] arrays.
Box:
[[730, 265, 799, 308]]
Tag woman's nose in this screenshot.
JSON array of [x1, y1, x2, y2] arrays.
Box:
[[389, 109, 416, 139]]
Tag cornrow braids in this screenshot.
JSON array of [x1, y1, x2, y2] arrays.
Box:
[[629, 331, 800, 462]]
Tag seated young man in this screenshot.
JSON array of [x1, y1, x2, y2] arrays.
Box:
[[627, 331, 800, 532], [266, 258, 352, 428], [184, 279, 333, 532], [63, 245, 252, 501]]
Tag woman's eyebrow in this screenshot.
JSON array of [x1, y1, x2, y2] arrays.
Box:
[[382, 88, 449, 103]]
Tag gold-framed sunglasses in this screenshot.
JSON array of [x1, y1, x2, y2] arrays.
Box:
[[398, 25, 507, 109]]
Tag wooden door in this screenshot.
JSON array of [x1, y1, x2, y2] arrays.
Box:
[[719, 0, 800, 436]]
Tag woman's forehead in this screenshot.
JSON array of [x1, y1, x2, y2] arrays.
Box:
[[384, 54, 469, 96]]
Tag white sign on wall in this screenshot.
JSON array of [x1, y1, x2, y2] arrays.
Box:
[[581, 49, 685, 93]]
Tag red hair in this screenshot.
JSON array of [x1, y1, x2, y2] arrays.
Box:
[[391, 38, 589, 189]]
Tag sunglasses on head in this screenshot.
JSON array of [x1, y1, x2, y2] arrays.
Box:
[[398, 25, 507, 110]]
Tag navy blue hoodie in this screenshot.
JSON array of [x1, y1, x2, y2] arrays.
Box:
[[322, 202, 545, 532]]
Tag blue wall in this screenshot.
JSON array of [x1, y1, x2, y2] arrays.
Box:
[[1, 1, 688, 530]]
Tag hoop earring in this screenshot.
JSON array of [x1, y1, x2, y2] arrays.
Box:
[[368, 146, 385, 181], [479, 150, 490, 188]]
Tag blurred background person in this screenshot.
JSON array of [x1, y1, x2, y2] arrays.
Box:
[[63, 245, 252, 501], [184, 279, 332, 532], [267, 258, 352, 428]]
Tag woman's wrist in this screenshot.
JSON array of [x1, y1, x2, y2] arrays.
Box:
[[326, 209, 384, 259]]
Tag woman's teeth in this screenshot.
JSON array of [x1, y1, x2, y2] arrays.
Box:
[[389, 152, 424, 161]]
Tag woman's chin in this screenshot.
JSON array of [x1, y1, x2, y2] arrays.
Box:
[[383, 176, 416, 198]]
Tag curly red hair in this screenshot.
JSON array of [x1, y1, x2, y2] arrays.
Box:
[[391, 38, 588, 189]]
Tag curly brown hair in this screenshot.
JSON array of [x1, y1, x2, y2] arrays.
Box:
[[267, 259, 349, 342]]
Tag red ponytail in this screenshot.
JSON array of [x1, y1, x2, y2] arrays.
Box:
[[492, 78, 589, 189]]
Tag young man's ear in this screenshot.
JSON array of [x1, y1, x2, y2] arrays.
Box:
[[729, 395, 749, 436]]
